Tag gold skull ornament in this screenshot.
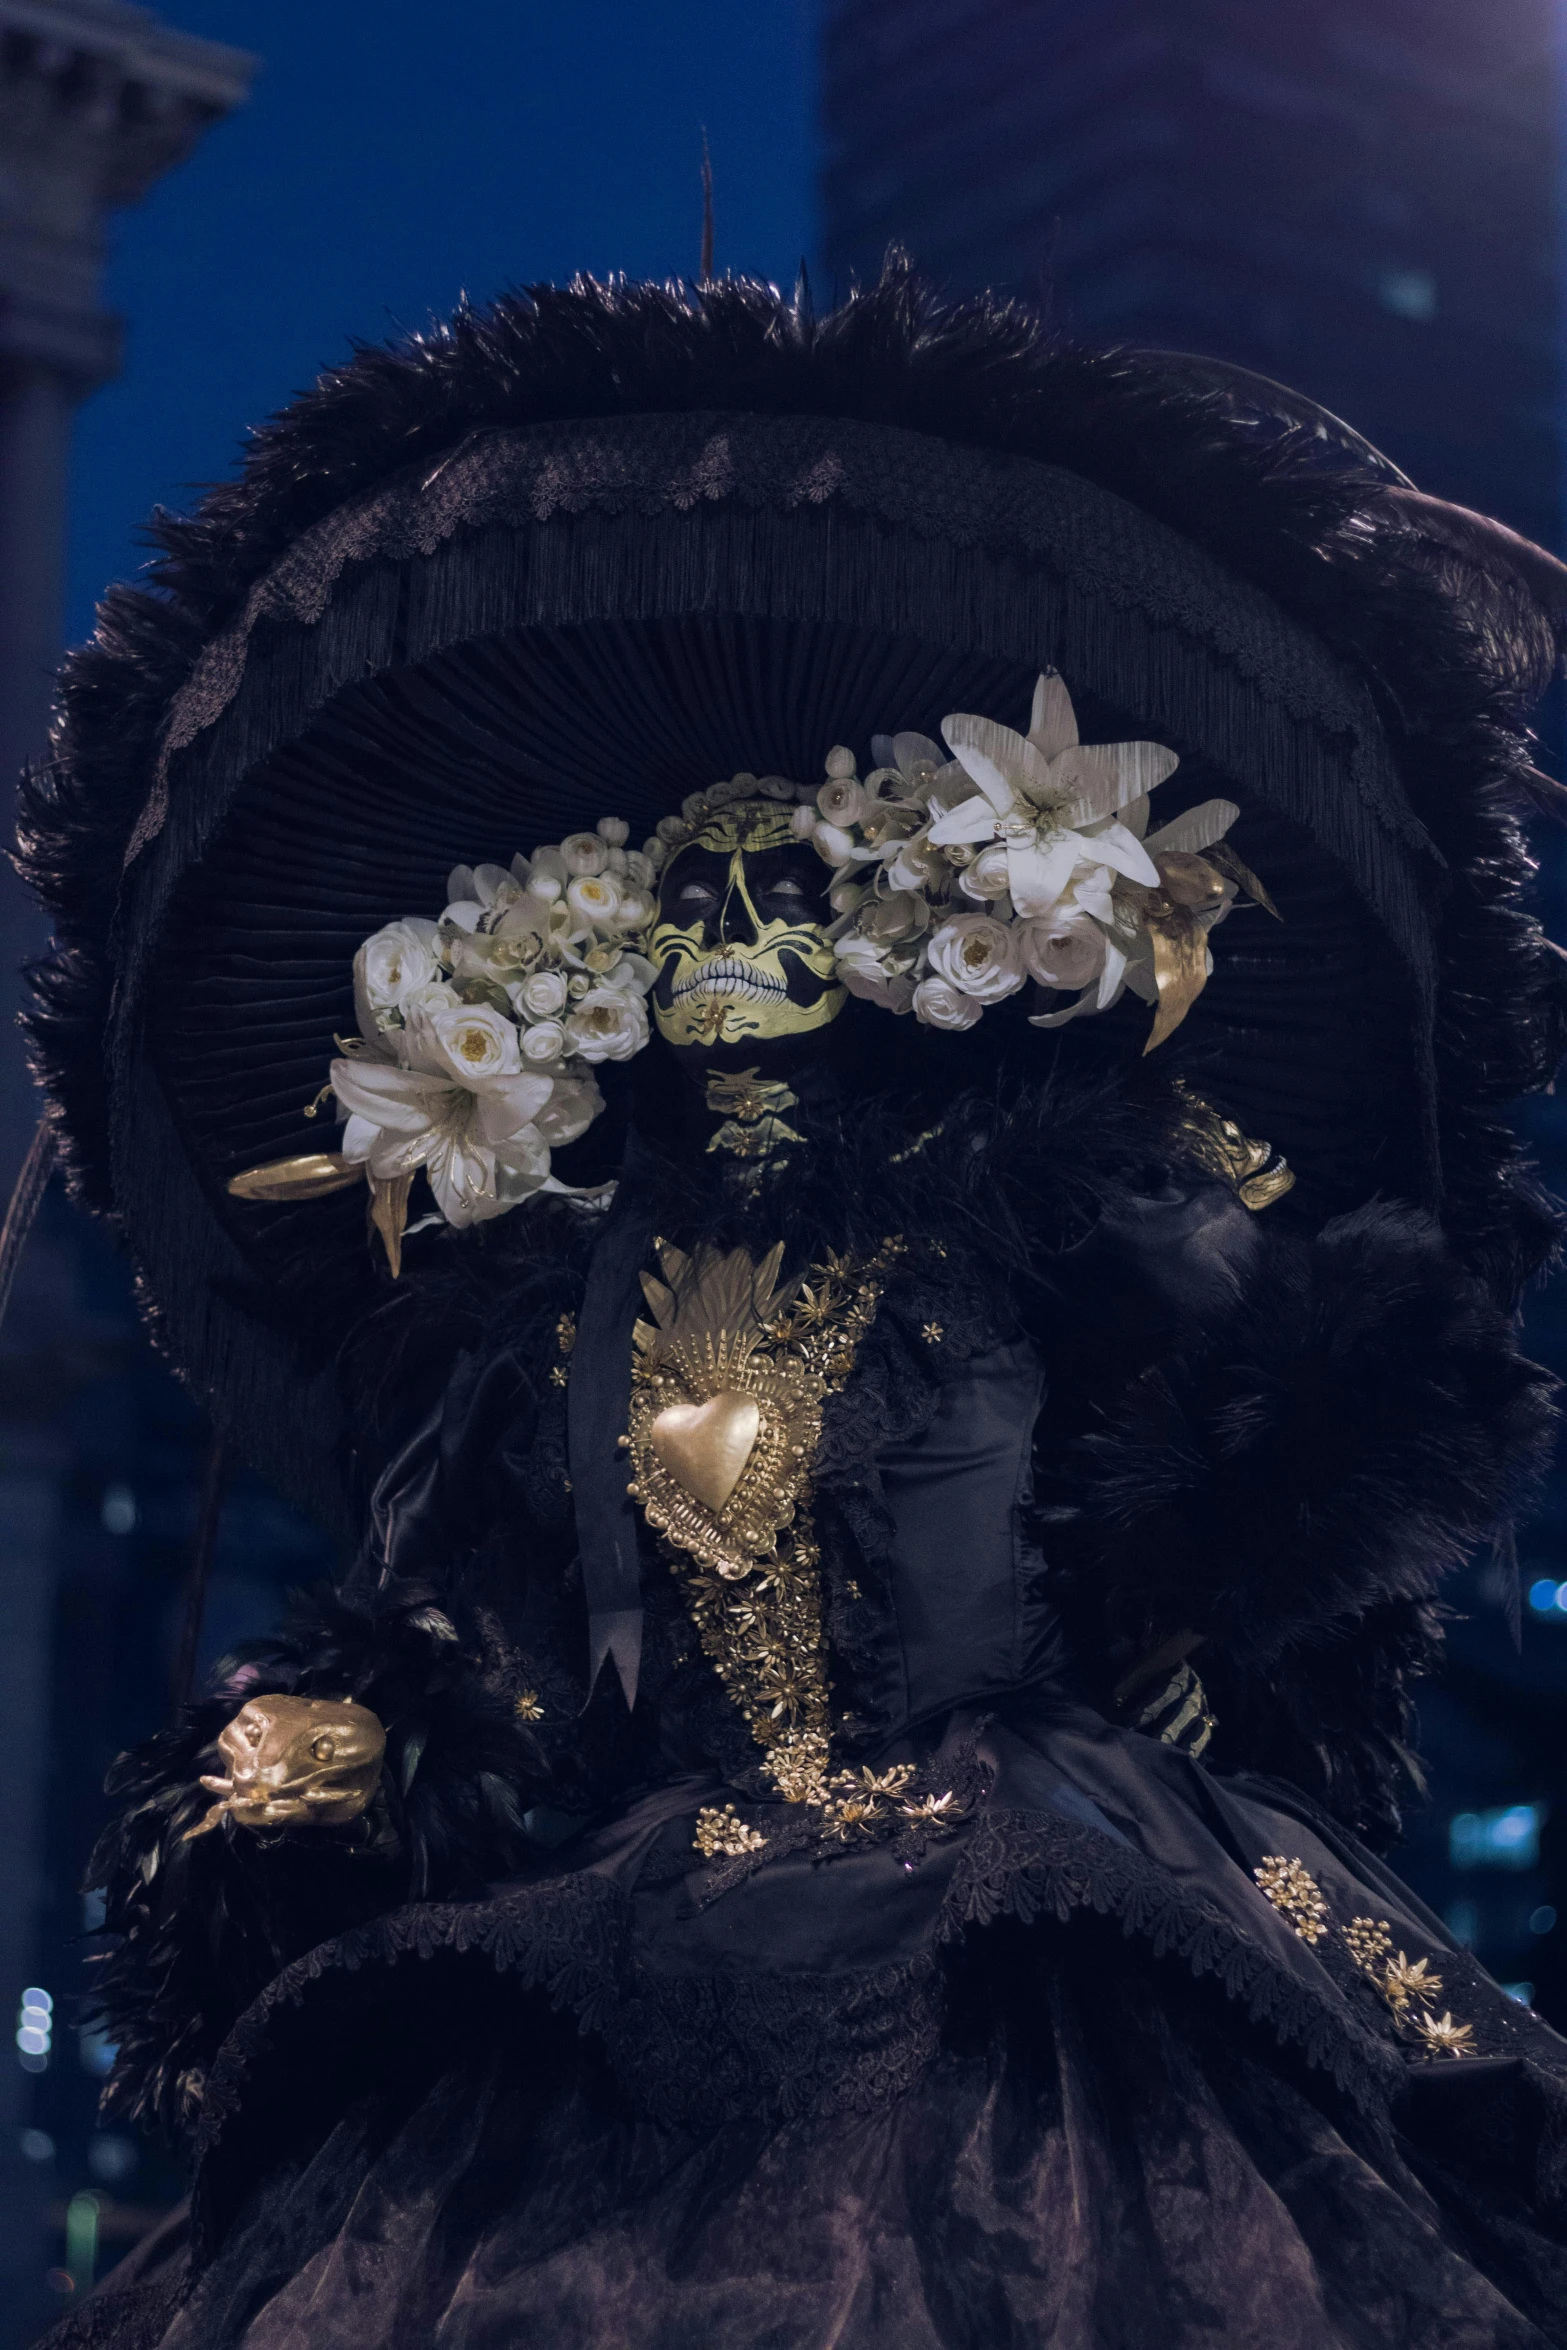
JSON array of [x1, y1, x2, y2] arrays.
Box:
[[650, 801, 847, 1051], [185, 1694, 386, 1837]]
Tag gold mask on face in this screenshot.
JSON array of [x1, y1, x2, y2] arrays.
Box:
[[650, 801, 847, 1050]]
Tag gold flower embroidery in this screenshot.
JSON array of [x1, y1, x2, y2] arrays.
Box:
[[1413, 2011, 1474, 2058], [1253, 1855, 1331, 1945], [693, 1804, 767, 1860]]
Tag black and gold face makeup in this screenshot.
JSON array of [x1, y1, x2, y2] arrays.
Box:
[[650, 800, 847, 1050]]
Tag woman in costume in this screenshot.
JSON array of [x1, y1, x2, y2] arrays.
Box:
[[27, 265, 1567, 2348]]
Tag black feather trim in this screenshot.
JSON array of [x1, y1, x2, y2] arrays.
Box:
[[84, 1578, 543, 2137], [1050, 1203, 1557, 1834]]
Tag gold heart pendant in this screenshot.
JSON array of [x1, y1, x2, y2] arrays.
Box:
[[649, 1392, 761, 1517]]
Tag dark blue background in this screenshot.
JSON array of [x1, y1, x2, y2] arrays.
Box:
[[67, 1, 813, 642]]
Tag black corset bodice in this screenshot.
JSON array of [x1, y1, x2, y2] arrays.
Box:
[[834, 1333, 1066, 1739]]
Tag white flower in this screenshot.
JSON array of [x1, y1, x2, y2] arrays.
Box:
[[932, 672, 1173, 915], [332, 1056, 556, 1228], [622, 850, 656, 889], [536, 1072, 603, 1144], [596, 817, 630, 847], [560, 832, 607, 876], [353, 919, 441, 1032], [926, 912, 1024, 1003], [515, 969, 568, 1019], [1017, 911, 1108, 993], [912, 976, 983, 1031], [817, 774, 866, 827], [959, 845, 1012, 901], [885, 830, 947, 894], [565, 987, 649, 1063], [856, 889, 929, 944], [812, 820, 858, 868], [519, 1019, 567, 1065], [443, 863, 522, 928], [566, 871, 622, 926], [612, 885, 656, 932], [601, 950, 658, 994], [834, 933, 916, 1013], [403, 999, 521, 1085]]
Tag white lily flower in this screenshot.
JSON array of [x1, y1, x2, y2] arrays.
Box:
[[1143, 798, 1241, 857], [934, 671, 1175, 915], [331, 1055, 557, 1228]]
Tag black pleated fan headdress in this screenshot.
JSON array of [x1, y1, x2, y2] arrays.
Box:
[[20, 263, 1567, 1536]]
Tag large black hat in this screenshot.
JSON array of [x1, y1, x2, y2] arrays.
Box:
[[22, 263, 1567, 1536]]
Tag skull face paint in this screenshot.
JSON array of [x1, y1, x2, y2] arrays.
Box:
[[650, 800, 848, 1050]]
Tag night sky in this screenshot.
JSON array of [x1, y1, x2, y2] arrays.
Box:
[[67, 1, 814, 641]]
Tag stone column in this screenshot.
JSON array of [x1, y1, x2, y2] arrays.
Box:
[[0, 10, 251, 2333]]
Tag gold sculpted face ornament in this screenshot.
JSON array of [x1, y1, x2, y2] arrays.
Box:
[[184, 1694, 386, 1837], [650, 800, 848, 1050]]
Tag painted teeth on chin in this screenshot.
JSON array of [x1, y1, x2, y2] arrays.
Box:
[[673, 959, 786, 1003]]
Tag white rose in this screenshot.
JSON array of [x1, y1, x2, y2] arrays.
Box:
[[405, 999, 522, 1084], [566, 872, 622, 926], [596, 817, 630, 847], [519, 1019, 567, 1065], [912, 976, 984, 1031], [561, 832, 607, 877], [1017, 912, 1107, 991], [791, 804, 818, 839], [817, 774, 866, 827], [354, 919, 441, 1029], [535, 1071, 603, 1145], [961, 845, 1012, 900], [926, 913, 1024, 1002], [812, 820, 857, 868], [564, 986, 650, 1063], [516, 969, 568, 1019], [612, 885, 655, 931], [622, 850, 656, 889]]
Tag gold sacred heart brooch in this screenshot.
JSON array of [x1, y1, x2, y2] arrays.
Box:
[[624, 1239, 892, 1584]]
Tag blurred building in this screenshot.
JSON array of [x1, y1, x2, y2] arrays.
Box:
[[821, 0, 1567, 2009], [821, 0, 1560, 542], [0, 8, 252, 2339]]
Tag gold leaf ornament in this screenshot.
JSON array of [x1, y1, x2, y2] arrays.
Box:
[[228, 1153, 413, 1277]]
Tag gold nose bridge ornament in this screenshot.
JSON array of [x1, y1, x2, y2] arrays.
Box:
[[624, 1235, 902, 1804]]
